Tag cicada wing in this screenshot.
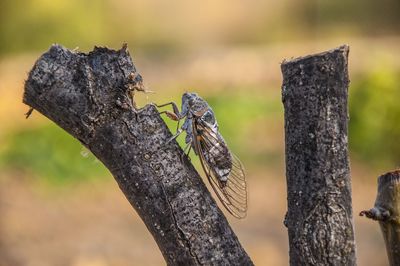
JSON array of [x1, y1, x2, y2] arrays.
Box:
[[192, 121, 248, 219]]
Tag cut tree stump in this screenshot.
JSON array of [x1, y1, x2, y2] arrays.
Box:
[[281, 45, 357, 265]]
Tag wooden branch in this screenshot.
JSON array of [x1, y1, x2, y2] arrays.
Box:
[[23, 44, 253, 265], [281, 45, 356, 265], [360, 170, 400, 266]]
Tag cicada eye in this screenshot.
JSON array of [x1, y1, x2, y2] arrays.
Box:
[[182, 92, 195, 106]]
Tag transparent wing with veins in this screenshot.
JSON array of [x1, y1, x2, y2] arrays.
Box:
[[192, 121, 248, 219]]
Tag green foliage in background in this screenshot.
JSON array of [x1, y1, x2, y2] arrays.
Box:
[[349, 67, 400, 166], [206, 92, 284, 166], [205, 92, 281, 149], [1, 0, 399, 56], [0, 0, 108, 56], [291, 0, 400, 35], [0, 124, 108, 184]]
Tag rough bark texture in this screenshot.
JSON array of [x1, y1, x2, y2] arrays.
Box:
[[23, 44, 253, 266], [281, 45, 356, 265], [360, 170, 400, 266]]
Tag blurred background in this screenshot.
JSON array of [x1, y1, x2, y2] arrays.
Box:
[[0, 0, 399, 265]]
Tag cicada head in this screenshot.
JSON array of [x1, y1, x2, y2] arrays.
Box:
[[182, 92, 211, 118], [182, 92, 198, 106]]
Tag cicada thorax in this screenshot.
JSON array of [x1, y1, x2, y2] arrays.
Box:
[[195, 112, 233, 186]]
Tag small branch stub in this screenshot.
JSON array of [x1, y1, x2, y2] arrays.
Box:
[[282, 45, 356, 265], [360, 170, 400, 266]]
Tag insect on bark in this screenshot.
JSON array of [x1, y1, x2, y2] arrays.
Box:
[[157, 92, 248, 219]]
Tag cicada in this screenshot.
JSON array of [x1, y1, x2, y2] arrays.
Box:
[[157, 92, 248, 219]]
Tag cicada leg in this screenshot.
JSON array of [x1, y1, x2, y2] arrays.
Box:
[[184, 143, 192, 158], [180, 140, 192, 163], [155, 102, 180, 114], [166, 129, 183, 144], [155, 102, 184, 133]]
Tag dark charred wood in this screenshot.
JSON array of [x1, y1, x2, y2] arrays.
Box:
[[360, 170, 400, 266], [281, 45, 357, 265], [23, 44, 253, 266]]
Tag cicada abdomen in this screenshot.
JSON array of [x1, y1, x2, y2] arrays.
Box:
[[196, 121, 232, 184]]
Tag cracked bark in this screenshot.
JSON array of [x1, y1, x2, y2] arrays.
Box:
[[360, 170, 400, 266], [281, 45, 356, 265], [23, 44, 253, 266]]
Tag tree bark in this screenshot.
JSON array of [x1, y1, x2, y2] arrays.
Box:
[[360, 170, 400, 266], [23, 44, 253, 266], [281, 45, 356, 265]]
